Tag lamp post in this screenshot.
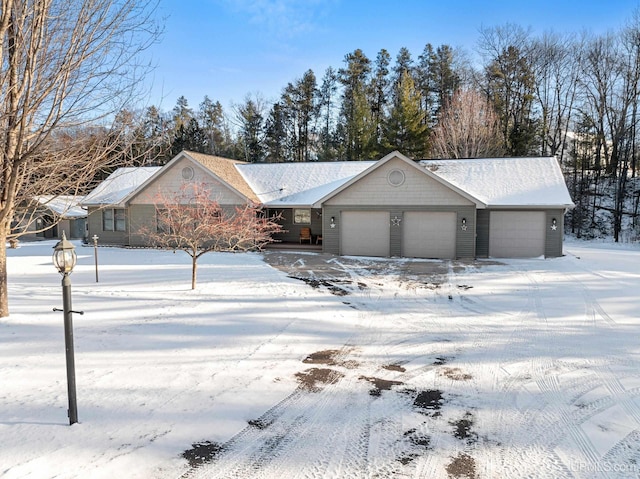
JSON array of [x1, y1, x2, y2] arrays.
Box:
[[92, 234, 99, 283], [52, 232, 79, 425]]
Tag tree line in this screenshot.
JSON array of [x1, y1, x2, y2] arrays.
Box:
[[117, 16, 640, 242]]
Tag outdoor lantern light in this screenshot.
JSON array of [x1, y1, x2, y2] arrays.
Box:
[[461, 218, 468, 231], [53, 232, 77, 275], [330, 216, 336, 228], [461, 218, 467, 226], [52, 231, 81, 425], [551, 218, 558, 231]]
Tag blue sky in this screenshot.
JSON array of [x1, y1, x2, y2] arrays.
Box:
[[146, 0, 640, 112]]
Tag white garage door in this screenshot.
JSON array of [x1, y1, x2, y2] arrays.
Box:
[[341, 211, 390, 257], [489, 211, 546, 258], [403, 212, 456, 259]]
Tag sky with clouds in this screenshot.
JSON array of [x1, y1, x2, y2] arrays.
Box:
[[145, 0, 640, 112]]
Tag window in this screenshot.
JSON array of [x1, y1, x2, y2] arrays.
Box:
[[293, 208, 311, 224], [102, 208, 126, 232]]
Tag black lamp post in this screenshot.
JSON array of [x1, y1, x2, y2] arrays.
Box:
[[52, 232, 79, 425]]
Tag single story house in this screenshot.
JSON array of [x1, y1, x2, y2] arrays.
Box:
[[81, 150, 575, 259], [13, 195, 87, 240]]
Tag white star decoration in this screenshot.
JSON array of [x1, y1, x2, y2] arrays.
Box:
[[551, 224, 557, 231], [391, 216, 402, 226]]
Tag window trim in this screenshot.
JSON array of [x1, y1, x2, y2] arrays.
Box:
[[102, 208, 126, 232]]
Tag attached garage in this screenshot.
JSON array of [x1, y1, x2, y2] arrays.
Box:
[[402, 212, 456, 259], [489, 211, 546, 258], [341, 211, 390, 257]]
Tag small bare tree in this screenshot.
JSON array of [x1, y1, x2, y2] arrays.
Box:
[[430, 89, 504, 158], [142, 183, 283, 289], [0, 0, 160, 317]]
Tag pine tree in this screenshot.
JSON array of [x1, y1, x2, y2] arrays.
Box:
[[265, 102, 288, 162], [383, 70, 429, 158], [198, 96, 231, 157], [317, 67, 339, 161], [338, 49, 376, 160]]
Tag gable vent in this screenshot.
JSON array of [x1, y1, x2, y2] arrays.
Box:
[[181, 166, 195, 180], [387, 168, 405, 187]]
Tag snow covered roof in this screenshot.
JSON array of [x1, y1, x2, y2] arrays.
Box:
[[35, 195, 86, 218], [420, 157, 575, 208], [82, 167, 161, 206], [236, 161, 374, 207], [82, 153, 574, 210]]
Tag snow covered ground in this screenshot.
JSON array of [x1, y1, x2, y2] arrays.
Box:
[[1, 239, 640, 478]]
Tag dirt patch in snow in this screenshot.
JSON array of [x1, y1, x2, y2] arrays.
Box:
[[451, 412, 477, 442], [288, 276, 353, 296], [182, 441, 224, 468], [295, 368, 344, 392], [382, 363, 406, 372], [359, 376, 404, 396], [302, 349, 359, 369], [441, 367, 473, 381], [446, 452, 477, 478], [413, 389, 444, 412]]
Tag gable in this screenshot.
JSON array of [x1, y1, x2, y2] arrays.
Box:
[[324, 156, 475, 207], [128, 157, 247, 205]]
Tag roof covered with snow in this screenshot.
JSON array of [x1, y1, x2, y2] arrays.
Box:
[[82, 167, 161, 206], [236, 161, 374, 207], [82, 153, 574, 210], [420, 157, 575, 207], [35, 195, 86, 218]]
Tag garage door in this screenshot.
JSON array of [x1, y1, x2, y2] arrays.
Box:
[[489, 211, 545, 258], [341, 211, 390, 257], [403, 212, 456, 259]]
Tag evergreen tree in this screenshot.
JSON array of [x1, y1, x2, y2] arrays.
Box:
[[317, 67, 339, 161], [198, 96, 231, 157], [370, 49, 392, 147], [338, 49, 376, 160], [281, 70, 318, 162], [142, 105, 171, 165], [392, 47, 414, 86], [235, 95, 266, 163], [383, 70, 430, 158], [431, 45, 461, 116], [264, 102, 288, 162], [416, 43, 437, 124], [172, 96, 194, 131]]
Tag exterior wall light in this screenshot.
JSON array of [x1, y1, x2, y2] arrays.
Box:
[[551, 218, 558, 231], [461, 218, 467, 231], [330, 216, 336, 228]]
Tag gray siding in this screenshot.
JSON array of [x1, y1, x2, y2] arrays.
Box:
[[456, 206, 476, 259], [476, 210, 490, 257], [325, 157, 475, 207], [129, 204, 157, 246], [545, 210, 565, 258], [86, 207, 129, 245]]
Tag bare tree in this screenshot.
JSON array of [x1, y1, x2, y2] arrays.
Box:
[[430, 89, 503, 158], [0, 0, 160, 317], [142, 183, 283, 289]]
